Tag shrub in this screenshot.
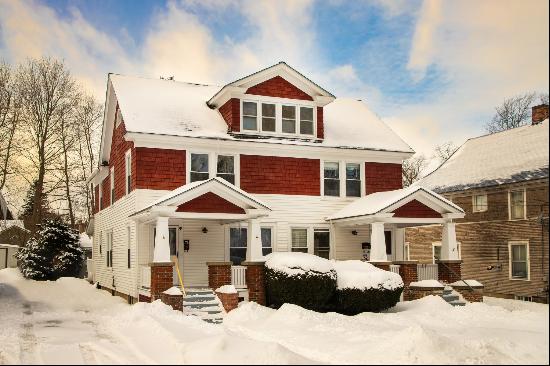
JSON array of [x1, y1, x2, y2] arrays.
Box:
[[265, 252, 337, 311], [335, 287, 403, 315]]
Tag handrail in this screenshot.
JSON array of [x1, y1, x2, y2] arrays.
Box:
[[438, 260, 475, 292], [171, 255, 186, 297]]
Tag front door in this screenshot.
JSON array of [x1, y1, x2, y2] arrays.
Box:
[[168, 227, 181, 286]]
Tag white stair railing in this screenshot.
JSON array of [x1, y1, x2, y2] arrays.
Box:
[[417, 264, 439, 281], [231, 265, 247, 289], [389, 264, 400, 275]]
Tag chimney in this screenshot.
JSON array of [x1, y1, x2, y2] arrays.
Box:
[[532, 104, 549, 125]]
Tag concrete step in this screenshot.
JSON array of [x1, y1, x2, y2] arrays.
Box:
[[184, 302, 219, 309], [183, 295, 216, 302], [441, 294, 459, 302], [449, 300, 467, 306]]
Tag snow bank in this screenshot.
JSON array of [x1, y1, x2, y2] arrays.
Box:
[[163, 286, 182, 296], [265, 252, 335, 277], [410, 280, 444, 288], [332, 260, 403, 290], [450, 279, 483, 287], [79, 232, 92, 248], [215, 284, 237, 294]]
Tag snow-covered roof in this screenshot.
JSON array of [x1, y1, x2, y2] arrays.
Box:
[[420, 120, 549, 193], [109, 74, 413, 153], [0, 220, 27, 232], [327, 186, 463, 221]]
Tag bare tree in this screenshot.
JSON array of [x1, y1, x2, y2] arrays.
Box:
[[433, 141, 458, 164], [402, 154, 428, 187], [485, 92, 537, 133], [16, 58, 78, 230], [540, 93, 549, 105]]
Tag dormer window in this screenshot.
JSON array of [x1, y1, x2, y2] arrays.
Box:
[[240, 98, 316, 138]]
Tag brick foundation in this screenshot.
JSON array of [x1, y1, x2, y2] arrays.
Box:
[[437, 260, 462, 284], [160, 292, 183, 311], [370, 261, 391, 271], [207, 262, 232, 290], [243, 262, 266, 305], [216, 291, 239, 312], [408, 284, 445, 300], [139, 294, 152, 303], [452, 284, 484, 302], [150, 262, 174, 301], [394, 261, 418, 301]]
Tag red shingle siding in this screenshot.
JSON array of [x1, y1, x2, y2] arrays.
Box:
[[94, 185, 99, 213], [135, 148, 186, 190], [101, 175, 110, 209], [317, 106, 324, 140], [176, 192, 245, 214], [240, 155, 320, 195], [393, 200, 441, 218], [109, 113, 135, 204], [246, 76, 313, 101], [219, 98, 240, 132], [365, 162, 403, 194]]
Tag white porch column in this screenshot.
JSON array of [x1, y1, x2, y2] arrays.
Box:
[[394, 228, 405, 261], [440, 221, 459, 260], [369, 222, 387, 262], [153, 216, 171, 263], [246, 218, 264, 262]]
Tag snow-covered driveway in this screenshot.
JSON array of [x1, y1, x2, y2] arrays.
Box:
[[0, 268, 548, 364]]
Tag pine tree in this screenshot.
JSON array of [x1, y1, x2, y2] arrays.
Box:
[[20, 180, 53, 231], [16, 219, 83, 280]]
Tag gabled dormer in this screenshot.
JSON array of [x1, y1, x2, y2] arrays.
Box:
[[207, 62, 335, 141]]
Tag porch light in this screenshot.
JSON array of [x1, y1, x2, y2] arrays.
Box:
[[351, 230, 358, 236], [202, 227, 208, 234]]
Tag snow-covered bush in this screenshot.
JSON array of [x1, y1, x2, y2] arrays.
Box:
[[265, 252, 337, 311], [333, 261, 403, 314], [16, 219, 83, 280]]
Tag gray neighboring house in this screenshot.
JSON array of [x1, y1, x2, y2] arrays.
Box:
[[0, 191, 29, 269]]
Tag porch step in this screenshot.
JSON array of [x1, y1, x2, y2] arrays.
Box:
[[182, 288, 224, 324], [439, 287, 467, 307]]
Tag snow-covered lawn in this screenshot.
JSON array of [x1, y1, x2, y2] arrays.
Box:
[[0, 269, 548, 365]]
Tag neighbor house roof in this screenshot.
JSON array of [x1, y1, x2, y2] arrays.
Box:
[[420, 120, 549, 193], [0, 220, 27, 233], [109, 74, 413, 153]]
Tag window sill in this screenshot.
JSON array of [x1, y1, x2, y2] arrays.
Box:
[[509, 277, 530, 281]]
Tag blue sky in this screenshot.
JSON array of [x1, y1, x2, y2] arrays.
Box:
[[1, 0, 548, 158]]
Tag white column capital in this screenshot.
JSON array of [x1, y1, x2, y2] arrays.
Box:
[[153, 216, 171, 263]]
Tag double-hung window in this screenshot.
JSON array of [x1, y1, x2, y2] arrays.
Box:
[[509, 242, 529, 279], [473, 194, 487, 212], [291, 228, 308, 253], [282, 105, 296, 134], [346, 163, 361, 197], [127, 226, 131, 269], [262, 103, 276, 132], [217, 155, 235, 184], [313, 229, 330, 259], [125, 150, 132, 195], [99, 180, 103, 210], [110, 167, 115, 204], [299, 107, 314, 135], [324, 162, 340, 196], [229, 228, 247, 265], [242, 102, 258, 131], [106, 231, 113, 268], [509, 190, 525, 220], [190, 153, 209, 182], [261, 227, 273, 256]]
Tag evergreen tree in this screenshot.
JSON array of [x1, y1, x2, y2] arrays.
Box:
[[16, 219, 83, 280], [20, 180, 53, 231]]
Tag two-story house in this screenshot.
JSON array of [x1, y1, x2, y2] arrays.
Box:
[[88, 62, 465, 304], [407, 105, 549, 303]]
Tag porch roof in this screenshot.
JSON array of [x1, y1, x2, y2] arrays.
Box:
[[326, 186, 464, 224], [131, 177, 271, 220]]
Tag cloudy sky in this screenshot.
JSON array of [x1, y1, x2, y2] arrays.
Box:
[[0, 0, 548, 161]]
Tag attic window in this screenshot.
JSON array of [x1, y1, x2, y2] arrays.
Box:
[[282, 105, 296, 133], [242, 102, 258, 131]]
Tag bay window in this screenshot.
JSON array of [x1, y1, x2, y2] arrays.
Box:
[[262, 103, 276, 132], [217, 155, 235, 184], [282, 105, 296, 133], [346, 163, 361, 197], [299, 107, 314, 135], [190, 153, 209, 182], [242, 101, 258, 131], [324, 162, 340, 196]]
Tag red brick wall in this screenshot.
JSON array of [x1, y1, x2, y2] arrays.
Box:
[[317, 106, 324, 140], [176, 192, 245, 214], [246, 76, 313, 101], [393, 200, 441, 218], [219, 98, 240, 132], [365, 162, 402, 194], [135, 148, 186, 190], [240, 155, 320, 195]]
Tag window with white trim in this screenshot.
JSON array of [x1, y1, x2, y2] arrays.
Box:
[[106, 231, 113, 268], [127, 226, 131, 269], [261, 227, 273, 256], [242, 101, 258, 131], [125, 150, 132, 195], [99, 231, 102, 255], [324, 162, 340, 196], [514, 295, 533, 302], [291, 228, 308, 253], [190, 153, 209, 182], [99, 181, 103, 210], [217, 155, 235, 184], [313, 228, 330, 259], [346, 163, 361, 197], [472, 194, 487, 212], [261, 103, 276, 132], [282, 105, 296, 134], [299, 107, 314, 135], [229, 227, 247, 265], [509, 242, 529, 279], [110, 167, 115, 204], [509, 190, 525, 220]]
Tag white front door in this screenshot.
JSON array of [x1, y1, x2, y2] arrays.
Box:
[[168, 227, 182, 286]]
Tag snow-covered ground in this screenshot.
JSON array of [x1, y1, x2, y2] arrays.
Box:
[[0, 268, 548, 364]]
